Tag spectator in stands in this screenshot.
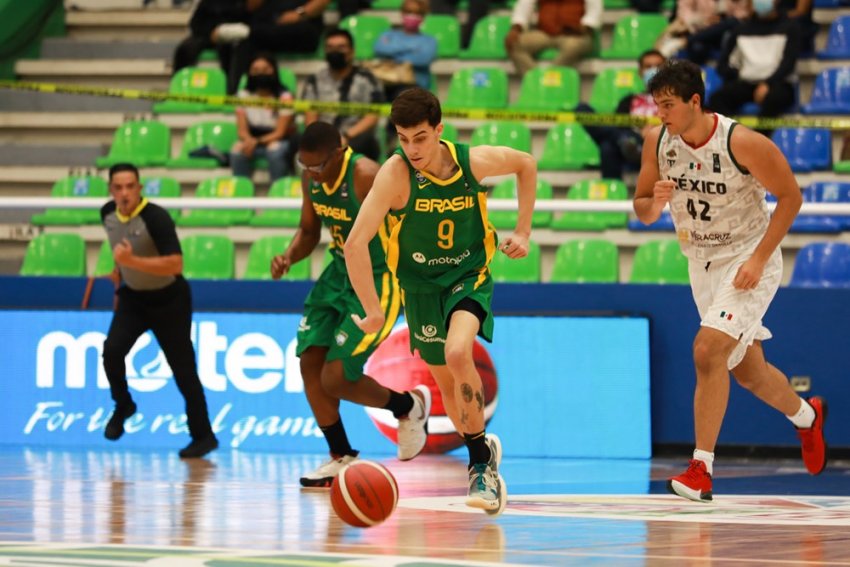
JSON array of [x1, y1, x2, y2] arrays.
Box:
[[655, 0, 721, 58], [372, 0, 438, 99], [229, 0, 332, 93], [301, 29, 385, 161], [780, 0, 817, 54], [430, 0, 501, 49], [172, 0, 253, 77], [683, 0, 752, 64], [586, 49, 666, 180], [505, 0, 602, 76], [230, 53, 296, 182], [709, 0, 800, 119]]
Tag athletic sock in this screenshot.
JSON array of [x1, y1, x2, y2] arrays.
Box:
[[693, 448, 715, 476], [320, 419, 356, 457], [464, 430, 491, 468], [787, 398, 816, 429], [383, 390, 415, 418]]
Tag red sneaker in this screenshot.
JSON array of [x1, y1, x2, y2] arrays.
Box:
[[797, 396, 828, 475], [667, 459, 713, 502]]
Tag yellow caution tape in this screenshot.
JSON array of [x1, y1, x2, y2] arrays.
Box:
[[1, 80, 849, 130]]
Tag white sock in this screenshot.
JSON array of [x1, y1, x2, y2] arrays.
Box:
[[693, 449, 714, 476], [787, 398, 816, 429]]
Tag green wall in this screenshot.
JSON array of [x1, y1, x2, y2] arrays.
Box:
[[0, 0, 65, 79]]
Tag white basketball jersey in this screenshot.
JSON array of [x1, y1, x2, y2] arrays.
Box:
[[657, 113, 769, 262]]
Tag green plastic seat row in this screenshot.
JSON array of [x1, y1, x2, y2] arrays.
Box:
[[489, 240, 541, 283], [550, 239, 619, 283], [629, 239, 689, 284], [551, 179, 629, 231]]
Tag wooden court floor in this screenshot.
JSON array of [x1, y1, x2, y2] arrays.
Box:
[[1, 447, 849, 566]]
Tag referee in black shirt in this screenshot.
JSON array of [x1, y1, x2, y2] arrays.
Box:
[[100, 163, 218, 459]]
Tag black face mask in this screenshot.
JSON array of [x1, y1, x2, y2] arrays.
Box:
[[246, 73, 279, 93], [325, 52, 348, 71]]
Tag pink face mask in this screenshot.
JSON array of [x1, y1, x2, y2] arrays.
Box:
[[401, 13, 423, 33]]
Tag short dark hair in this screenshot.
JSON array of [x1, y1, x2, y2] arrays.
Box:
[[390, 87, 441, 128], [108, 163, 140, 182], [325, 28, 354, 49], [638, 49, 664, 66], [647, 58, 705, 107], [300, 121, 342, 153]]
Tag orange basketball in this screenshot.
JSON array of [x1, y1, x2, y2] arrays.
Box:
[[330, 460, 398, 528]]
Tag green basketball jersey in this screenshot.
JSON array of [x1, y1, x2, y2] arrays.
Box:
[[388, 141, 497, 291], [308, 147, 392, 273]]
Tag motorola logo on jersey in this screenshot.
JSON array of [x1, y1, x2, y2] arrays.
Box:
[[412, 252, 426, 263], [427, 249, 470, 266]]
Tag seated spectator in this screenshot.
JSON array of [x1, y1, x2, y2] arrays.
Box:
[[230, 53, 296, 182], [301, 29, 385, 161], [585, 50, 666, 180], [505, 0, 601, 76], [655, 0, 720, 57], [229, 0, 332, 93], [709, 0, 800, 119], [780, 0, 817, 54], [684, 0, 752, 64], [172, 0, 252, 76], [372, 0, 437, 100]]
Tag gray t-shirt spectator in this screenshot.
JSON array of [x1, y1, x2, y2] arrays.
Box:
[[300, 66, 385, 133]]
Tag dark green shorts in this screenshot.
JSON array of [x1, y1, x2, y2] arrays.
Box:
[[402, 270, 494, 365], [296, 260, 401, 381]]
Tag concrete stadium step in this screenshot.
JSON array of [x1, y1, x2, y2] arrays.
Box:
[[0, 91, 152, 113], [65, 9, 190, 40], [42, 38, 179, 60], [0, 143, 105, 167]]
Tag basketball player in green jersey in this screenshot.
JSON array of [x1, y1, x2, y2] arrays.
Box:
[[345, 88, 537, 516], [271, 122, 431, 488]]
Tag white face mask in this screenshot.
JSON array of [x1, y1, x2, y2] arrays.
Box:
[[642, 67, 659, 85]]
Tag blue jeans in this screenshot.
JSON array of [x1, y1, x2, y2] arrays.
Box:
[[230, 141, 290, 182]]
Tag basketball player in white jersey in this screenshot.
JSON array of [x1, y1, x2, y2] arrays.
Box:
[[634, 59, 828, 502]]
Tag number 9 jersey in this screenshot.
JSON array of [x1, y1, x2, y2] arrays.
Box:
[[388, 140, 498, 292], [658, 113, 770, 262]]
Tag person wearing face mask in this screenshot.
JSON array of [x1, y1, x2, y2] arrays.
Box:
[[372, 0, 438, 100], [708, 0, 800, 121], [582, 50, 666, 180], [230, 53, 297, 182], [301, 29, 385, 161]]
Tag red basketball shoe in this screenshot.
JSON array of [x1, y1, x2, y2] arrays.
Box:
[[667, 459, 713, 502], [797, 396, 828, 475]]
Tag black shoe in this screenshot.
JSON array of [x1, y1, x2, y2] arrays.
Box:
[[104, 401, 137, 441], [179, 434, 219, 459]]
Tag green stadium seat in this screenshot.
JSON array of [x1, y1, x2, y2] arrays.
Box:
[[20, 233, 86, 277], [511, 66, 581, 112], [441, 122, 459, 142], [95, 120, 171, 168], [470, 121, 531, 152], [421, 14, 461, 57], [167, 121, 238, 169], [242, 235, 311, 280], [551, 179, 629, 231], [489, 240, 541, 282], [141, 176, 181, 220], [236, 67, 298, 94], [589, 68, 644, 113], [630, 239, 690, 284], [371, 0, 402, 7], [550, 239, 619, 283], [538, 124, 600, 170], [339, 15, 391, 59], [445, 67, 509, 110], [153, 67, 229, 113], [601, 14, 668, 60], [249, 176, 302, 227], [93, 240, 114, 277], [835, 160, 850, 173], [178, 176, 255, 227], [31, 176, 109, 226], [488, 178, 553, 230], [181, 234, 234, 280], [459, 15, 511, 59]]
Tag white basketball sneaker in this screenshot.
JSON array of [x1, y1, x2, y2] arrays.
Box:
[[397, 385, 431, 461], [466, 433, 507, 516], [299, 454, 358, 488]]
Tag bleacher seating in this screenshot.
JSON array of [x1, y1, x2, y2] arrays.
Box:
[[181, 234, 234, 280]]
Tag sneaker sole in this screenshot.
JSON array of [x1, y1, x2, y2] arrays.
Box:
[[398, 385, 432, 462], [667, 479, 712, 502], [807, 397, 829, 475], [465, 473, 507, 515], [299, 477, 334, 488]]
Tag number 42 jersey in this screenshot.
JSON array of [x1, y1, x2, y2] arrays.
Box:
[[657, 113, 770, 262]]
